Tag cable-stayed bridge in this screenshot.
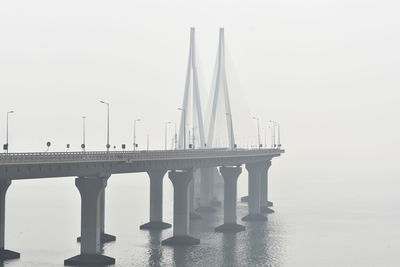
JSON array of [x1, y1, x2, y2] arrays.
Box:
[[0, 28, 284, 266]]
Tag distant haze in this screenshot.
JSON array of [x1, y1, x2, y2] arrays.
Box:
[[1, 0, 399, 183]]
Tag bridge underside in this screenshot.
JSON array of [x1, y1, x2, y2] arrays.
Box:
[[0, 150, 283, 266]]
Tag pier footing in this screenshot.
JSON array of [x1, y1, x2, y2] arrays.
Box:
[[161, 236, 200, 246], [77, 232, 116, 243], [64, 254, 115, 266], [0, 249, 20, 261], [215, 223, 245, 233], [140, 221, 172, 230], [242, 214, 268, 221], [261, 206, 275, 213]]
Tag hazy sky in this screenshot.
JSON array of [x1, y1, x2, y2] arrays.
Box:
[[1, 0, 399, 182]]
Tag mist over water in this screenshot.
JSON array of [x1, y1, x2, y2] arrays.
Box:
[[3, 169, 399, 267]]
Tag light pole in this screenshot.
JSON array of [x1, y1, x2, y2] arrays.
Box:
[[82, 116, 86, 152], [99, 101, 110, 152], [226, 113, 234, 150], [191, 126, 197, 149], [252, 116, 261, 149], [263, 127, 267, 149], [6, 111, 14, 153], [174, 122, 177, 150], [134, 118, 141, 151], [269, 120, 277, 148], [272, 121, 281, 148], [178, 108, 186, 150], [164, 121, 171, 150]]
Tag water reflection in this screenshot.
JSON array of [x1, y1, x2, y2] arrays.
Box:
[[172, 247, 192, 267], [147, 230, 163, 267], [244, 220, 284, 267], [221, 233, 238, 267], [141, 205, 284, 267]]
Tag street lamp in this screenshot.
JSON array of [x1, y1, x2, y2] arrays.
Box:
[[252, 116, 261, 149], [178, 108, 186, 150], [272, 121, 281, 148], [164, 121, 171, 150], [269, 120, 279, 148], [263, 127, 267, 149], [174, 122, 177, 150], [226, 113, 234, 150], [99, 101, 110, 152], [5, 111, 14, 153], [82, 116, 86, 151], [134, 118, 141, 151]]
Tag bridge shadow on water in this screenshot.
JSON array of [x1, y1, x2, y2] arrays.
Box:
[[143, 203, 284, 267]]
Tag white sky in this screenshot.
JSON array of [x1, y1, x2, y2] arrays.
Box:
[[1, 0, 399, 181]]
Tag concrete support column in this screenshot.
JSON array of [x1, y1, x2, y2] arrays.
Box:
[[241, 161, 273, 208], [65, 177, 115, 266], [0, 179, 20, 261], [215, 166, 245, 232], [99, 188, 116, 241], [140, 169, 171, 230], [189, 180, 201, 220], [196, 168, 216, 213], [260, 161, 274, 213], [242, 163, 267, 221], [210, 168, 223, 207], [77, 175, 115, 243], [162, 170, 200, 246]]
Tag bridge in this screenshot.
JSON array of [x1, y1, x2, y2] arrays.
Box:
[[0, 28, 284, 266]]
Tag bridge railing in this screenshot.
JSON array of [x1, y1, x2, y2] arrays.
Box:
[[0, 148, 284, 164]]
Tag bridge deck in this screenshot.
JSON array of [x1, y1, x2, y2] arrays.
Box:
[[0, 148, 284, 165]]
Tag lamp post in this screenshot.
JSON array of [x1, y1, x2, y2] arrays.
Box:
[[6, 111, 14, 153], [82, 116, 86, 152], [165, 121, 171, 150], [272, 121, 281, 148], [269, 120, 277, 148], [252, 116, 261, 149], [178, 108, 186, 150], [263, 127, 267, 149], [99, 101, 110, 152], [134, 118, 141, 151], [174, 122, 177, 150]]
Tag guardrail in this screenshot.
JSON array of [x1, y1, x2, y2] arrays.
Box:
[[0, 148, 284, 164]]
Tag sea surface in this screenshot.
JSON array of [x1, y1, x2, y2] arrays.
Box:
[[2, 171, 399, 267]]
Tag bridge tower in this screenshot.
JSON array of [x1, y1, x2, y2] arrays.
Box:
[[177, 27, 208, 217], [204, 28, 235, 206], [206, 28, 235, 149], [178, 27, 206, 150]]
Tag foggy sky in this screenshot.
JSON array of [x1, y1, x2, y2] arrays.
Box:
[[1, 0, 399, 183]]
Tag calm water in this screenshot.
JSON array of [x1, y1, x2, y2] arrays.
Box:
[[2, 171, 400, 267]]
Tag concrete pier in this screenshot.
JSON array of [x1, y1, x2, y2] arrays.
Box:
[[242, 163, 267, 221], [196, 168, 216, 213], [140, 170, 172, 230], [162, 170, 200, 246], [215, 166, 245, 232], [77, 175, 116, 243], [210, 168, 223, 207], [0, 179, 20, 261], [260, 161, 274, 213], [189, 179, 202, 220], [65, 177, 115, 266]]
